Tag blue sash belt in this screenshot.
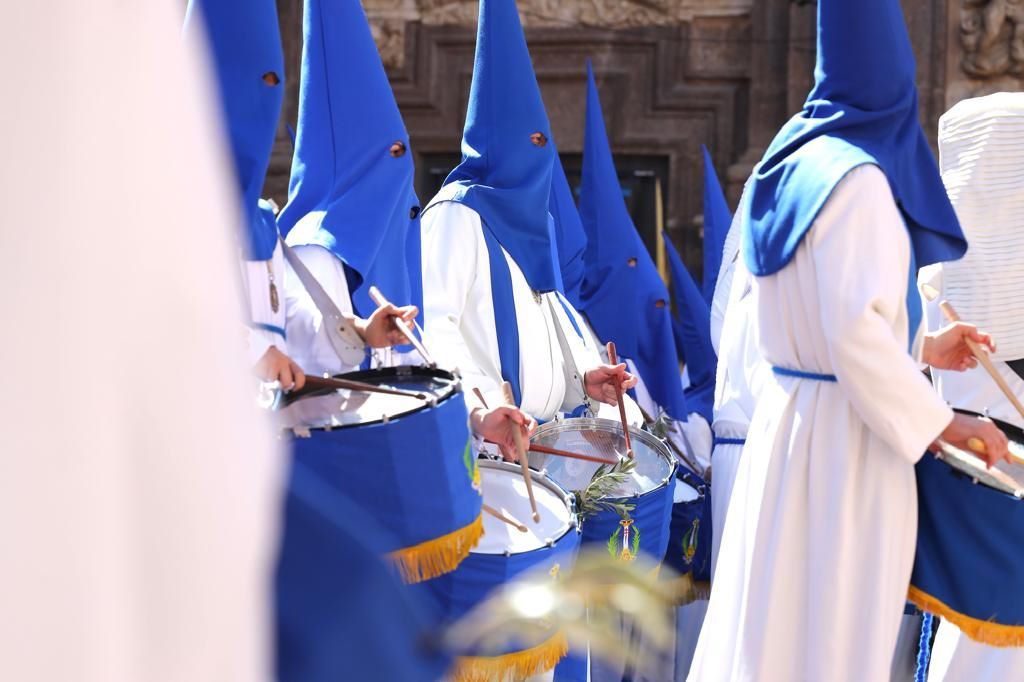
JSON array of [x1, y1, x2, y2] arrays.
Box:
[[771, 366, 837, 382], [713, 437, 746, 447]]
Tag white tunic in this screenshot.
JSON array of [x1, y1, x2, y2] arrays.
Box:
[[2, 3, 281, 679], [282, 244, 365, 377], [420, 201, 594, 420], [243, 241, 289, 365], [710, 251, 770, 578], [920, 264, 1024, 682], [689, 165, 953, 681]]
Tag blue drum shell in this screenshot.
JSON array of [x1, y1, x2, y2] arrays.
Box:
[[580, 477, 676, 565], [288, 389, 481, 560], [911, 453, 1024, 641], [417, 522, 581, 657], [663, 468, 712, 583]]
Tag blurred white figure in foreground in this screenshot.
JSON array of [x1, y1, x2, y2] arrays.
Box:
[[0, 2, 282, 681]]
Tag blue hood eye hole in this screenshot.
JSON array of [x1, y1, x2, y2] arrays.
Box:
[[261, 71, 280, 87], [626, 257, 637, 267], [655, 299, 666, 309], [530, 132, 548, 147], [389, 141, 407, 158], [409, 205, 421, 220]]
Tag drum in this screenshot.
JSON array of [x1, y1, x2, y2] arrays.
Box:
[[663, 467, 712, 601], [420, 460, 581, 682], [910, 409, 1024, 645], [529, 417, 676, 565], [278, 366, 482, 584]]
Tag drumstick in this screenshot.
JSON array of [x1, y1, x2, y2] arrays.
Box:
[[605, 341, 634, 459], [939, 300, 1024, 425], [501, 381, 540, 523], [528, 443, 617, 466], [472, 387, 490, 410], [298, 374, 428, 400], [481, 503, 528, 533], [368, 285, 436, 367], [964, 436, 1024, 468]]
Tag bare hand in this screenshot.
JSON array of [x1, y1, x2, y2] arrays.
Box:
[[358, 303, 419, 348], [937, 413, 1010, 468], [584, 363, 638, 406], [470, 406, 537, 462], [923, 322, 995, 372], [254, 346, 306, 392]]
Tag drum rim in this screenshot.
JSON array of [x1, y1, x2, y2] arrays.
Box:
[[284, 365, 461, 431], [530, 416, 677, 498], [473, 459, 580, 556], [938, 409, 1024, 498]]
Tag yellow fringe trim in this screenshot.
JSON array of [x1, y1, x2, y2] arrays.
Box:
[[387, 512, 484, 584], [908, 585, 1024, 647], [451, 630, 568, 682]]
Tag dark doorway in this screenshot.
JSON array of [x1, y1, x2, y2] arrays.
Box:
[[416, 152, 670, 262]]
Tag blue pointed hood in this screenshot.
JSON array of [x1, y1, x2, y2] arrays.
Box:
[[664, 232, 716, 423], [278, 0, 422, 316], [742, 0, 966, 277], [550, 148, 587, 308], [701, 146, 732, 304], [184, 0, 284, 261], [578, 62, 687, 420], [440, 0, 558, 293]]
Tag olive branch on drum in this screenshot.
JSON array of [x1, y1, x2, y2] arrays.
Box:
[[575, 457, 638, 520]]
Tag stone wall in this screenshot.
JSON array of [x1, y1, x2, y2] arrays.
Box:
[[265, 0, 1021, 271]]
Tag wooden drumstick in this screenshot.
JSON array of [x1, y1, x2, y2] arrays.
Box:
[[965, 435, 1024, 468], [367, 285, 436, 367], [482, 503, 528, 533], [605, 341, 634, 459], [472, 387, 490, 410], [939, 301, 1024, 425], [298, 374, 427, 400], [528, 443, 617, 466], [501, 381, 540, 523]]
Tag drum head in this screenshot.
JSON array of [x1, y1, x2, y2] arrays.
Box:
[[936, 409, 1024, 498], [475, 460, 574, 555], [529, 417, 675, 497], [277, 366, 458, 431]]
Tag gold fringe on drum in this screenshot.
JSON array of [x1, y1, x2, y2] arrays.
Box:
[[388, 513, 485, 584], [908, 586, 1024, 647], [450, 630, 569, 682]]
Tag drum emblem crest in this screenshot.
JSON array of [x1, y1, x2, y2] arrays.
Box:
[[462, 439, 481, 492], [682, 518, 700, 565], [549, 563, 560, 580], [608, 517, 641, 562]]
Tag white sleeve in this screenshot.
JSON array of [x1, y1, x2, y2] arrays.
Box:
[[811, 166, 952, 463], [420, 202, 504, 407]]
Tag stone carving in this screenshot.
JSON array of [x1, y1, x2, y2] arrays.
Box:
[[961, 0, 1024, 77], [363, 0, 752, 67], [370, 19, 409, 71]]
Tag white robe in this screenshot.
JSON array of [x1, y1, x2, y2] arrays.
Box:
[[689, 165, 953, 681], [282, 244, 366, 377], [420, 201, 595, 420], [708, 218, 771, 580], [919, 264, 1024, 682], [243, 241, 289, 365], [2, 3, 282, 679]]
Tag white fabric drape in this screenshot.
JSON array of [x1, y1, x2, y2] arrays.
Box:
[[1, 3, 282, 679], [690, 165, 952, 681]]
